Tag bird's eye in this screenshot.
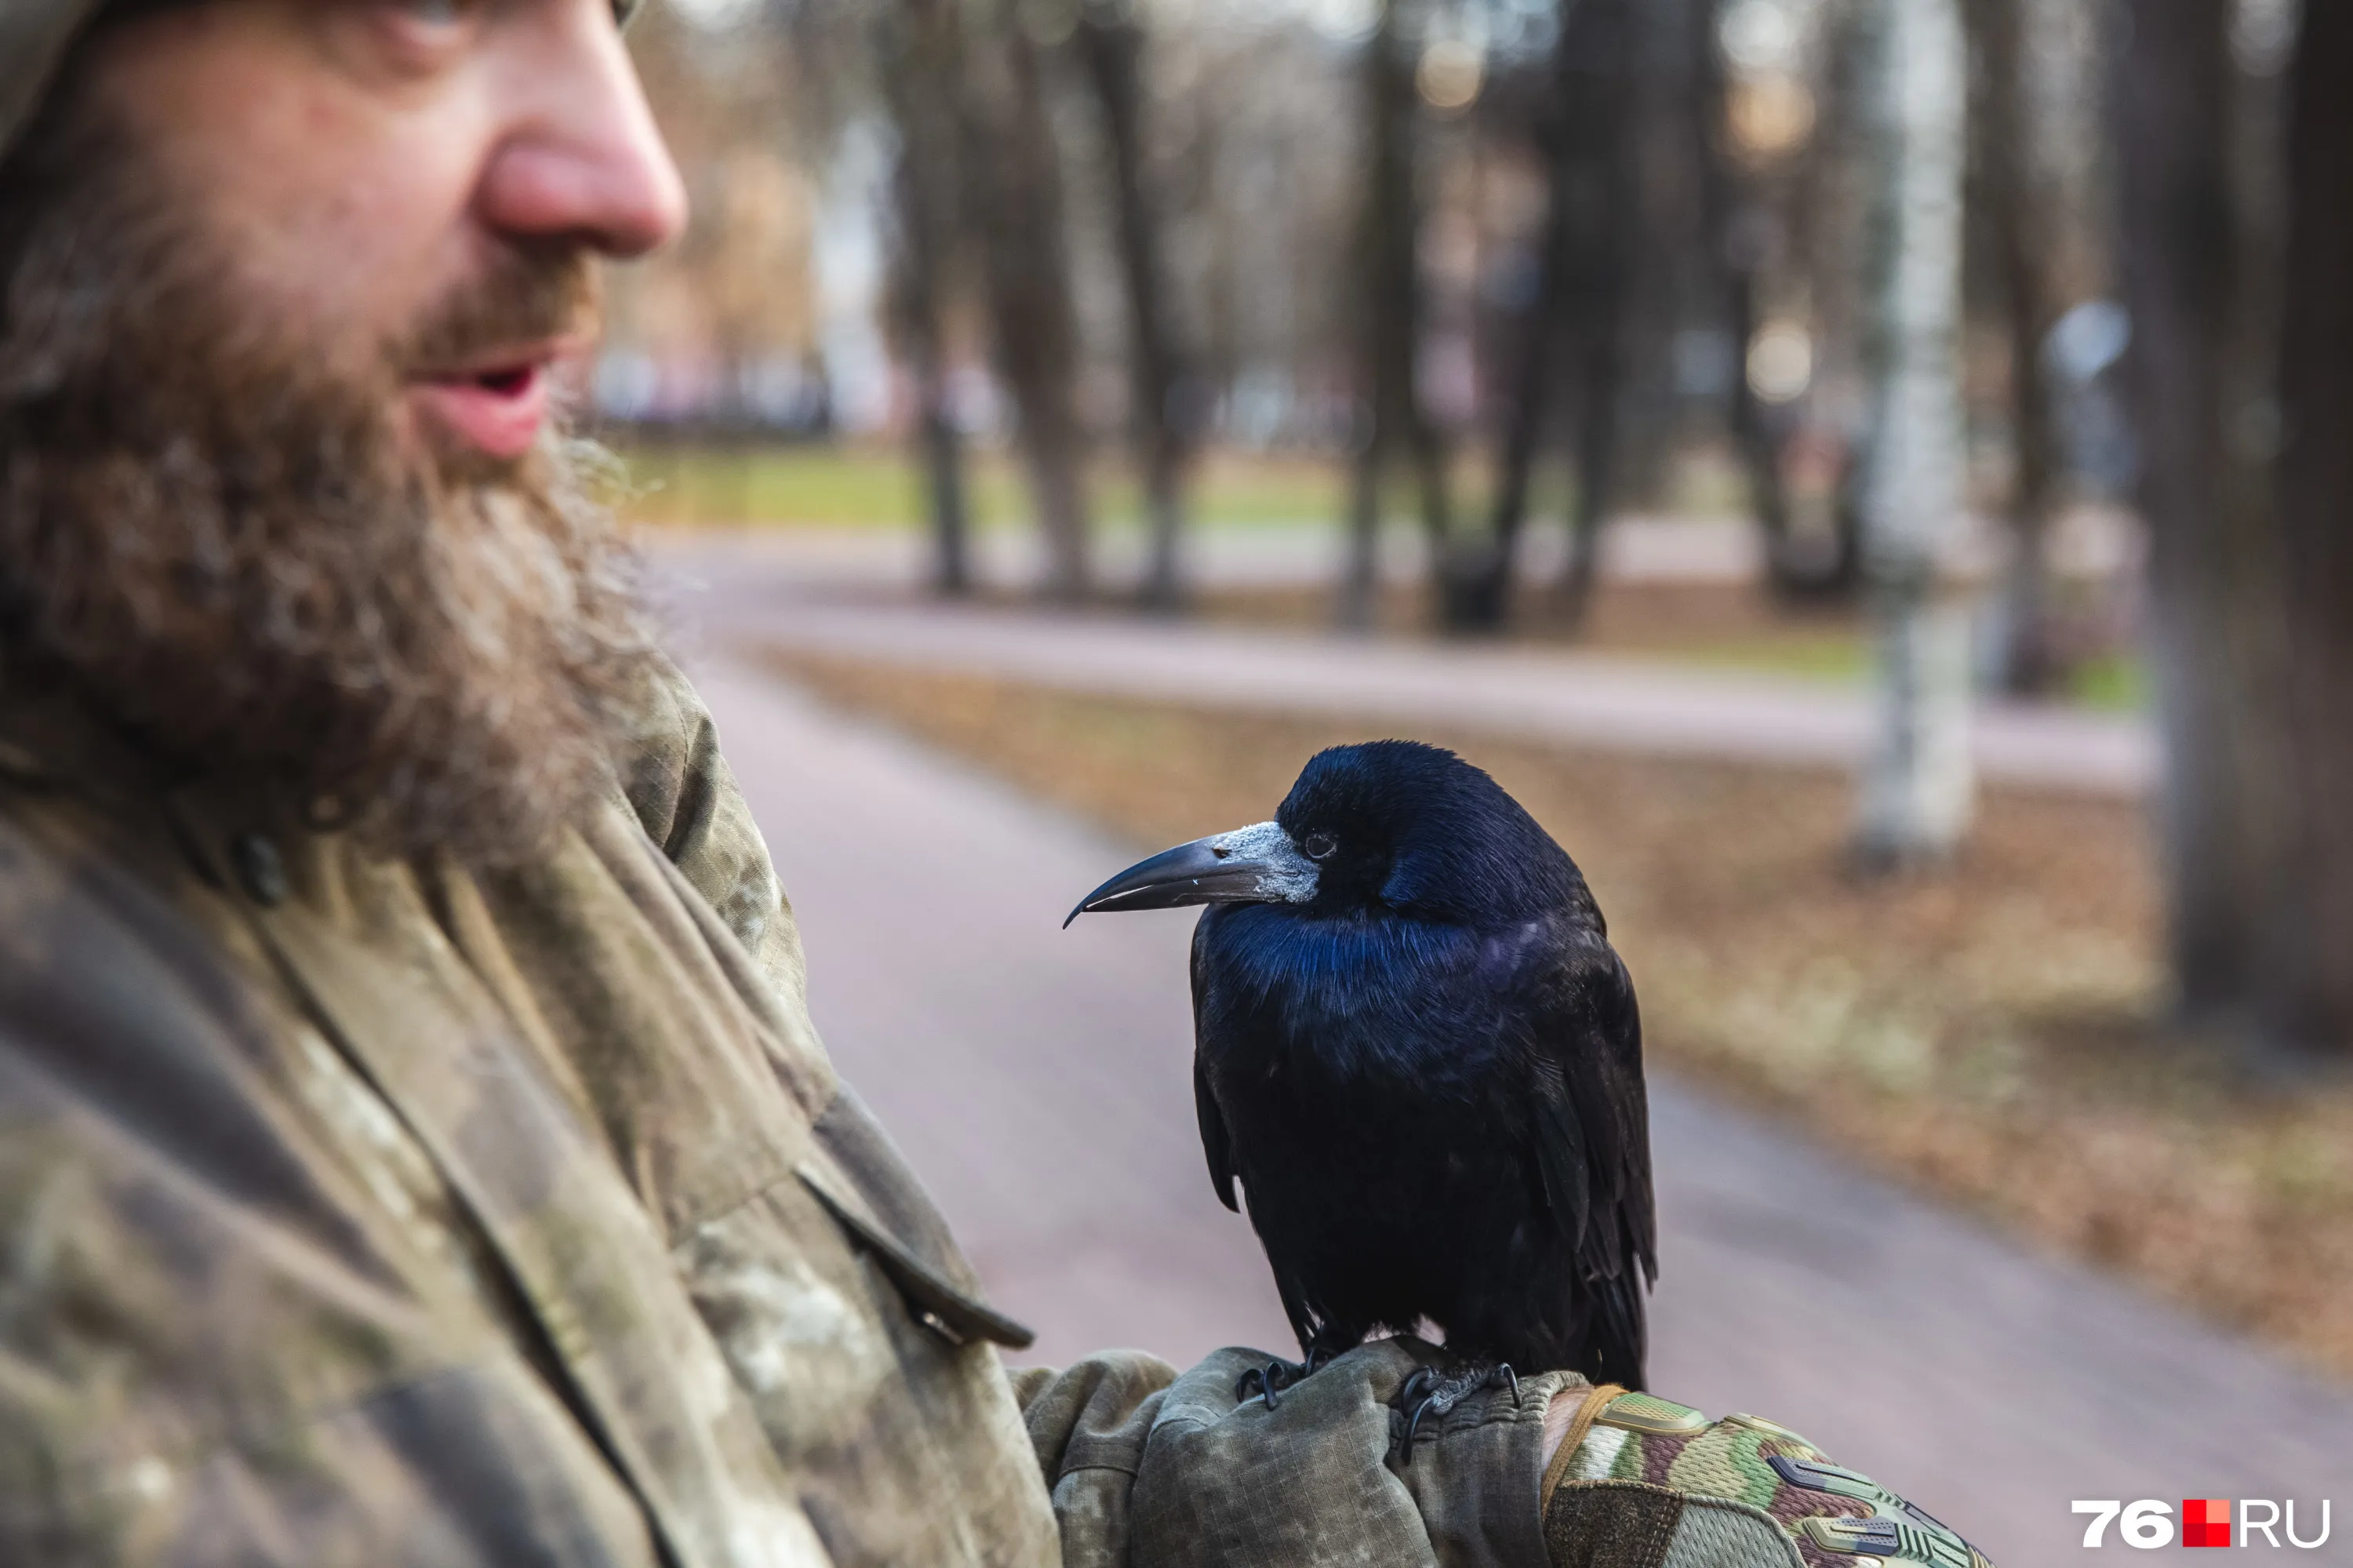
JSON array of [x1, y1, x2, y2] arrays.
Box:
[[1300, 831, 1338, 860]]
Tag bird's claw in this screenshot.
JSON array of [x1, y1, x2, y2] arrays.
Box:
[[1392, 1362, 1520, 1464], [1235, 1356, 1309, 1409], [1235, 1340, 1351, 1408]]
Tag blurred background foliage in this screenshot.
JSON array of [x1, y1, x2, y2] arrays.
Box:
[[595, 0, 2353, 1369], [602, 0, 2143, 670]]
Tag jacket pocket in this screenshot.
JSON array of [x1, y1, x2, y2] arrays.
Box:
[[794, 1160, 1034, 1349]]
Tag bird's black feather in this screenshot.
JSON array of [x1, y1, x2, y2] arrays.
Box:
[[1187, 740, 1657, 1387], [1192, 1022, 1238, 1213]]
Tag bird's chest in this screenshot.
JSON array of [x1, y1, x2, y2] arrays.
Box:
[[1200, 926, 1517, 1168]]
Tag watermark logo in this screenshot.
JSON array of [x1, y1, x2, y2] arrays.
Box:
[[2072, 1499, 2333, 1550], [2182, 1501, 2231, 1549]]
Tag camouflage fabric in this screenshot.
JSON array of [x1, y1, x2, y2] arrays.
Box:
[[1540, 1390, 1995, 1568], [0, 664, 1055, 1564], [0, 663, 1562, 1566]]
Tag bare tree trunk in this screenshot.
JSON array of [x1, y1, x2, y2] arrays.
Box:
[[966, 1, 1093, 600], [1391, 56, 1453, 613], [1343, 436, 1383, 631], [2114, 0, 2291, 1024], [1691, 0, 1796, 597], [1468, 0, 1633, 635], [1075, 0, 1195, 613], [1465, 13, 1576, 634], [1777, 0, 1874, 601], [1853, 0, 1975, 868], [1340, 0, 1439, 631], [2267, 0, 2353, 1053], [878, 0, 973, 596], [1555, 322, 1623, 626], [1478, 303, 1555, 631], [911, 340, 974, 595], [1966, 0, 2067, 693]]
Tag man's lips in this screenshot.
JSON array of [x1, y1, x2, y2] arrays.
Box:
[[407, 342, 573, 460]]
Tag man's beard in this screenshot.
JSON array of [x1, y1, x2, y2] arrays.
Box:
[[0, 94, 658, 867]]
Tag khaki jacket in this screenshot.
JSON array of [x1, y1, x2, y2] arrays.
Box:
[[0, 664, 1580, 1566]]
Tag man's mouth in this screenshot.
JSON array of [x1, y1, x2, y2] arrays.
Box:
[[408, 346, 567, 461]]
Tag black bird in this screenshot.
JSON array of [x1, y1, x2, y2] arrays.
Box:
[[1067, 740, 1655, 1440]]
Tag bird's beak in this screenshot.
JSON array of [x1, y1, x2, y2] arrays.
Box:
[[1064, 820, 1318, 927]]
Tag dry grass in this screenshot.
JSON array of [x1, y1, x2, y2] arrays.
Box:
[[958, 580, 1871, 673], [764, 648, 2353, 1377], [1174, 580, 2146, 708], [1192, 578, 1861, 653]]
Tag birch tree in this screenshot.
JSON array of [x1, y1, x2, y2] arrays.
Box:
[[1853, 0, 1973, 867]]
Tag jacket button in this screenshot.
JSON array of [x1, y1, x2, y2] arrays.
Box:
[[231, 832, 288, 907]]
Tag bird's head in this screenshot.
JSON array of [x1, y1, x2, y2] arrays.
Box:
[[1064, 740, 1595, 930]]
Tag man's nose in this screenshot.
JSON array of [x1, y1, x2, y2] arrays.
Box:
[[475, 10, 689, 258]]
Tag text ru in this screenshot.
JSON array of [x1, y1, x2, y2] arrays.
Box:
[[2072, 1500, 2333, 1549]]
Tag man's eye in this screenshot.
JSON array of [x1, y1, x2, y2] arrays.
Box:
[[355, 0, 489, 73], [1301, 831, 1338, 860], [389, 0, 478, 27]]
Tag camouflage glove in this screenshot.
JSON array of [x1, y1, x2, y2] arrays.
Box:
[[1540, 1388, 1995, 1568], [1017, 1344, 1991, 1567], [1126, 1337, 1571, 1568], [1016, 1337, 1568, 1566]]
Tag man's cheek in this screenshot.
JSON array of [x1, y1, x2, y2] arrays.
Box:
[[119, 80, 479, 374]]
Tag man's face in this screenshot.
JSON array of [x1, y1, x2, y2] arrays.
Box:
[[89, 0, 685, 465], [0, 0, 691, 862]]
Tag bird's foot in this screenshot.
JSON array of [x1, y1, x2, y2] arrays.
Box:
[[1235, 1343, 1344, 1410], [1392, 1361, 1522, 1464], [1235, 1357, 1307, 1409]]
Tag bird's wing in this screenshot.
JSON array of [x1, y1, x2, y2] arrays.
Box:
[[1190, 930, 1239, 1213], [1195, 1050, 1238, 1213], [1525, 931, 1657, 1373], [1529, 1060, 1592, 1247]]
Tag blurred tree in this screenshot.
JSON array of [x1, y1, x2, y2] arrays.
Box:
[[2115, 0, 2294, 1031], [2269, 0, 2353, 1050], [1964, 0, 2067, 694], [877, 0, 975, 595], [1694, 0, 1798, 599], [1807, 0, 1882, 605], [1131, 18, 1359, 460], [1458, 0, 1637, 635], [1073, 0, 1198, 612], [964, 0, 1096, 599], [1601, 0, 1716, 523], [602, 8, 826, 431], [1852, 0, 1975, 868], [1340, 0, 1454, 632], [1703, 0, 1870, 600]]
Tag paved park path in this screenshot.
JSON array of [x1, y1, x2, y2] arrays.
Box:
[[682, 642, 2353, 1568], [661, 533, 2156, 796]]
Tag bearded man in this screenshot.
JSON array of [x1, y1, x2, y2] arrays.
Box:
[[0, 4, 1986, 1566]]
